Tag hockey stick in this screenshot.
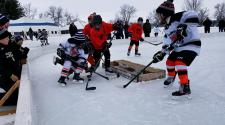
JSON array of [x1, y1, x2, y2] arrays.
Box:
[[143, 40, 163, 46], [85, 74, 96, 90], [94, 72, 109, 80], [0, 80, 20, 106], [123, 60, 154, 88]]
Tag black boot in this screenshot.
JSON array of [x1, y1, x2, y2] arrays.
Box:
[[127, 50, 131, 56], [73, 73, 84, 83], [172, 83, 191, 96], [135, 50, 141, 56], [58, 76, 67, 86]]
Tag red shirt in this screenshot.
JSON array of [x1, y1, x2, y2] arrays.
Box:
[[90, 22, 113, 50], [83, 24, 92, 38], [128, 23, 143, 42]]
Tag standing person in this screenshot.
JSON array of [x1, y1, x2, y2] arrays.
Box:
[[218, 19, 225, 32], [203, 17, 212, 33], [143, 19, 151, 37], [124, 21, 129, 39], [127, 17, 144, 56], [115, 20, 124, 39], [153, 0, 201, 97], [88, 15, 118, 74], [42, 29, 49, 45], [28, 27, 34, 41]]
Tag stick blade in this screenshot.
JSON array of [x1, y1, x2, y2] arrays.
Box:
[[86, 87, 96, 90]]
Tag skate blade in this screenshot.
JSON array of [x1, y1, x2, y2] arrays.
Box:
[[171, 94, 192, 101], [58, 83, 66, 87], [163, 83, 174, 88], [72, 80, 84, 84]]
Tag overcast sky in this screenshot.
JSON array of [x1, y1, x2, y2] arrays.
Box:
[[18, 0, 225, 21]]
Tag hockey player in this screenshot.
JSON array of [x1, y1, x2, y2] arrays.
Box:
[[152, 0, 201, 96], [56, 35, 88, 86], [87, 15, 118, 74], [127, 17, 144, 56]]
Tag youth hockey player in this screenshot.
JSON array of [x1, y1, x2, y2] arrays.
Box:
[[87, 15, 118, 75], [56, 35, 88, 87], [127, 17, 144, 56], [152, 0, 201, 96]]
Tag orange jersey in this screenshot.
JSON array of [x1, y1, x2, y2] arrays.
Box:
[[128, 23, 143, 42], [83, 24, 92, 38], [90, 22, 113, 50]]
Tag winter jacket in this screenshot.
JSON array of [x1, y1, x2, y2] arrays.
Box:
[[163, 11, 201, 55], [143, 22, 151, 33], [128, 23, 143, 42], [83, 24, 92, 38], [89, 22, 113, 50]]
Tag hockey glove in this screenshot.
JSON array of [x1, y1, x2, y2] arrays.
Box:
[[10, 74, 19, 82], [104, 42, 112, 48], [152, 51, 166, 63], [140, 38, 144, 42]]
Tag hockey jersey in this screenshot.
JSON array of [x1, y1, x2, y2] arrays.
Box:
[[163, 11, 201, 55], [59, 40, 87, 59]]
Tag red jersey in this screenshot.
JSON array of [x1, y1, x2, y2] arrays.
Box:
[[83, 24, 92, 38], [128, 23, 143, 42], [90, 22, 113, 50]]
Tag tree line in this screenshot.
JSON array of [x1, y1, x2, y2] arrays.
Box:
[[0, 0, 225, 26]]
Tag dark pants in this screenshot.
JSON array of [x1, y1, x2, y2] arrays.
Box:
[[204, 27, 210, 33], [93, 49, 111, 69], [144, 32, 150, 37], [128, 40, 140, 53], [0, 78, 18, 106], [124, 31, 129, 39]]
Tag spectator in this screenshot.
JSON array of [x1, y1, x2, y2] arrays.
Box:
[[203, 17, 212, 33], [28, 27, 34, 41], [218, 19, 225, 32], [143, 19, 151, 37], [124, 21, 129, 39], [0, 30, 20, 106], [115, 20, 124, 39]]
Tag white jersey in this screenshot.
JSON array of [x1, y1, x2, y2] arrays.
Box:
[[163, 11, 201, 55], [59, 40, 87, 59], [153, 27, 161, 33]]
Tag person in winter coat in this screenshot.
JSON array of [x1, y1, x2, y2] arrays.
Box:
[[153, 0, 201, 96], [203, 17, 212, 33], [218, 19, 225, 32], [127, 17, 144, 56], [124, 21, 130, 39], [143, 19, 152, 37], [0, 30, 20, 106]]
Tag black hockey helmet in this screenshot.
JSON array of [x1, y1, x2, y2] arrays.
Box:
[[92, 15, 102, 26], [137, 17, 143, 22]]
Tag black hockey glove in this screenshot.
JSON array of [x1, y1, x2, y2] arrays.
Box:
[[57, 48, 66, 58], [104, 41, 112, 48], [140, 38, 144, 42], [152, 51, 166, 63], [128, 32, 132, 37]]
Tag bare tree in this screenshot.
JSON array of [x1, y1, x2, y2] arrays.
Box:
[[46, 6, 57, 20], [183, 0, 202, 12], [55, 7, 63, 26], [64, 11, 74, 25], [198, 8, 209, 24], [23, 3, 37, 19], [214, 2, 225, 20], [119, 4, 136, 23]]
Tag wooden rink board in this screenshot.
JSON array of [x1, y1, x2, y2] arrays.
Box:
[[106, 60, 166, 82]]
